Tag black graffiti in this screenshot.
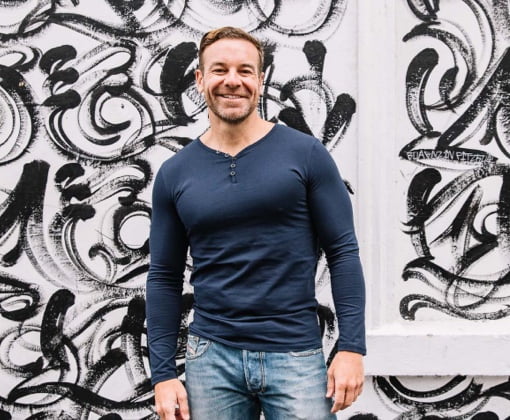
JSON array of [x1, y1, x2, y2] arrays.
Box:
[[0, 1, 356, 418], [0, 161, 49, 266], [44, 1, 347, 39], [39, 41, 163, 163], [2, 292, 157, 418], [401, 0, 503, 169], [0, 156, 155, 417], [401, 0, 510, 323], [407, 0, 440, 21], [262, 39, 355, 152], [40, 289, 75, 370], [401, 0, 510, 318], [397, 1, 510, 416], [0, 55, 40, 165], [374, 376, 510, 419], [0, 274, 40, 322], [375, 376, 483, 416], [401, 163, 510, 320], [0, 1, 56, 42], [402, 48, 510, 168], [160, 42, 198, 126]]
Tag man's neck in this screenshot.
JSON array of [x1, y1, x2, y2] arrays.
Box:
[[201, 114, 274, 156]]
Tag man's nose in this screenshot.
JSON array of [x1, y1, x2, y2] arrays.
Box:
[[224, 69, 241, 86]]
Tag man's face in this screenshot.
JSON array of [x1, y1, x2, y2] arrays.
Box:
[[195, 38, 264, 125]]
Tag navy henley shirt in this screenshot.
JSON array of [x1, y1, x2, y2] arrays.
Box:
[[146, 124, 366, 385]]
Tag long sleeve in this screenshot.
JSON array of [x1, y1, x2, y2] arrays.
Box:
[[146, 166, 189, 385], [307, 142, 366, 355]]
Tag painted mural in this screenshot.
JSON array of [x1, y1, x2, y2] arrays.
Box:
[[379, 0, 510, 419], [0, 1, 356, 419], [400, 0, 510, 323], [0, 0, 508, 419]]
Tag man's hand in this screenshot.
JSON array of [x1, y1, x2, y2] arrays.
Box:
[[154, 378, 190, 420], [326, 351, 364, 412]]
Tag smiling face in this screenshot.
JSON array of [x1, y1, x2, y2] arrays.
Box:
[[195, 38, 264, 125]]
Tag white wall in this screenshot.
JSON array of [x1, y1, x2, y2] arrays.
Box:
[[0, 0, 508, 419]]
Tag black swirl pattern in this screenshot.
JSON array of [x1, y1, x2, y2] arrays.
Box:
[[401, 0, 510, 323], [0, 1, 353, 418]]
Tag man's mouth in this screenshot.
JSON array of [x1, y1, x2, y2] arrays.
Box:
[[219, 94, 244, 99]]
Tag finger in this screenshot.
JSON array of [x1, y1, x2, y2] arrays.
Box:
[[342, 385, 356, 408], [176, 393, 190, 420], [345, 380, 364, 410], [331, 386, 346, 413], [325, 370, 334, 398], [357, 381, 364, 398], [162, 401, 177, 420], [155, 402, 168, 420]]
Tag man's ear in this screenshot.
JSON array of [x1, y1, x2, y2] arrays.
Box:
[[259, 72, 265, 93], [195, 68, 203, 93]]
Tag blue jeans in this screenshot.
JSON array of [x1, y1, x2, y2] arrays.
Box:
[[185, 334, 336, 420]]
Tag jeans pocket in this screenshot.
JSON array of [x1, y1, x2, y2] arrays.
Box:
[[186, 334, 211, 360], [289, 347, 323, 357]]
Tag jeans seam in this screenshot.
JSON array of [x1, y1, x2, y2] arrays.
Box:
[[288, 347, 322, 357], [259, 352, 266, 393], [243, 350, 251, 392]]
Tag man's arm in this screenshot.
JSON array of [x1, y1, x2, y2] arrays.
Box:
[[146, 167, 190, 419], [307, 141, 366, 412]]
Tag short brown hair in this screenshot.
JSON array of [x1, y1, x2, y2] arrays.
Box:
[[198, 26, 264, 73]]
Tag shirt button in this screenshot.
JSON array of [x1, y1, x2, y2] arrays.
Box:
[[230, 171, 236, 176], [230, 163, 236, 168], [224, 153, 229, 158]]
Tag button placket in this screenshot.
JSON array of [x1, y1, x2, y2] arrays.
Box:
[[229, 157, 237, 183]]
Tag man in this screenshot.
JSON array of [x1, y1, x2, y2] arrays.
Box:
[[146, 26, 366, 420]]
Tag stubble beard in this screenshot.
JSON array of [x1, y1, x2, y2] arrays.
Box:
[[206, 94, 258, 125]]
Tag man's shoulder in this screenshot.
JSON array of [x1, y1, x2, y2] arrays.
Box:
[[158, 140, 200, 173], [272, 124, 320, 149]]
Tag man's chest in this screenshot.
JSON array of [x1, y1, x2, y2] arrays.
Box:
[[173, 158, 308, 232]]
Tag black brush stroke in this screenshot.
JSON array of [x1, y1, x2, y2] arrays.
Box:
[[161, 42, 198, 125], [40, 289, 75, 370], [407, 0, 440, 21], [7, 382, 154, 410], [405, 48, 438, 135], [0, 274, 40, 321], [375, 376, 483, 411], [0, 161, 49, 266]]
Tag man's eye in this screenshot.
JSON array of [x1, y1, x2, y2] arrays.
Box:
[[212, 69, 226, 74]]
